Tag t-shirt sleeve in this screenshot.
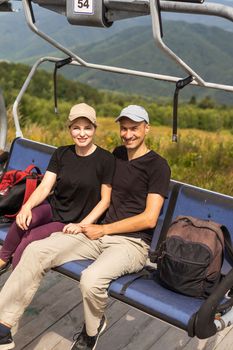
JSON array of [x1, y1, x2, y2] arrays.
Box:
[[148, 159, 171, 198], [46, 148, 59, 174], [101, 153, 116, 184]]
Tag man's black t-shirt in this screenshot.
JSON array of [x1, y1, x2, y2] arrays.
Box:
[[47, 145, 115, 223], [103, 146, 171, 237]]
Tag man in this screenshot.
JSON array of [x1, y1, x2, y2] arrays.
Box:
[[0, 105, 170, 350]]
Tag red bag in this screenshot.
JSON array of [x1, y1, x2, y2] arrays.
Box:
[[0, 165, 43, 218]]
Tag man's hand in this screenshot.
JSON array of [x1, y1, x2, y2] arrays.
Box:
[[63, 223, 82, 234], [81, 224, 105, 240]]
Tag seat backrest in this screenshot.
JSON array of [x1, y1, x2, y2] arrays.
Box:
[[172, 184, 233, 274], [6, 138, 56, 173]]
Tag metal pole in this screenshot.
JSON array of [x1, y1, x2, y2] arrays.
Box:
[[0, 89, 7, 150], [149, 0, 205, 85], [105, 0, 233, 23], [12, 56, 64, 137]]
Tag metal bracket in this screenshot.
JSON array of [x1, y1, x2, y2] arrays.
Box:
[[53, 57, 72, 114], [172, 76, 193, 142]]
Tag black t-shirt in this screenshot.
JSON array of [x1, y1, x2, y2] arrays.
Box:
[[47, 145, 115, 223], [103, 146, 171, 236]]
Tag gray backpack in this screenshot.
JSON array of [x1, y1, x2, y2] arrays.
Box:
[[157, 216, 232, 298]]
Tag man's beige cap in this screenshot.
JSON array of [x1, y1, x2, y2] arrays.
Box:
[[68, 103, 97, 126]]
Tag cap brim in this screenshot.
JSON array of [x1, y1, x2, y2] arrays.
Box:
[[115, 115, 147, 123]]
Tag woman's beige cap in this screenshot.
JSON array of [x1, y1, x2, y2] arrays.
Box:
[[68, 103, 97, 125]]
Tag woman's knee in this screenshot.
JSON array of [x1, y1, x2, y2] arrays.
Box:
[[28, 203, 52, 229]]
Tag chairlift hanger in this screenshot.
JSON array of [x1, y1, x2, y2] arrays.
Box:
[[12, 0, 233, 139], [23, 0, 233, 91], [4, 0, 233, 340]]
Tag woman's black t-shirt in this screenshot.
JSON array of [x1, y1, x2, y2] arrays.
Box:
[[103, 146, 171, 234], [47, 145, 115, 223]]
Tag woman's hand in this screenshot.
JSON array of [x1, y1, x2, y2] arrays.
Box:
[[16, 206, 32, 230], [63, 223, 82, 234]]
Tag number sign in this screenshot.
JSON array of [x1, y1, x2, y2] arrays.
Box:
[[74, 0, 93, 14]]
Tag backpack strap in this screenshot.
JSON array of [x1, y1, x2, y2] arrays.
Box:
[[119, 267, 154, 295], [24, 165, 42, 175], [22, 177, 39, 205], [149, 183, 180, 263]]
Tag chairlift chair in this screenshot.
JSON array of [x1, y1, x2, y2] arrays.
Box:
[[1, 0, 233, 342]]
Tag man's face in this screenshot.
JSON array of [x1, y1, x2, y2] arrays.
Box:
[[119, 117, 149, 150]]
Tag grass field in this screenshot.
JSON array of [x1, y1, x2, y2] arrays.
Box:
[[7, 116, 233, 196]]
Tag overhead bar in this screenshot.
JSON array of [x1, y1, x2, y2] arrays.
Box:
[[32, 0, 233, 23], [150, 0, 204, 85], [105, 0, 233, 22], [0, 89, 7, 150], [23, 0, 233, 90]]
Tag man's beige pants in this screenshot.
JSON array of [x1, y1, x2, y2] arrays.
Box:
[[0, 232, 149, 336]]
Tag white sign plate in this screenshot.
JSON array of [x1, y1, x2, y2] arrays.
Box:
[[74, 0, 93, 14]]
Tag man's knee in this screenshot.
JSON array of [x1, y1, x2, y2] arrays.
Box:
[[20, 240, 48, 265], [80, 268, 102, 298]]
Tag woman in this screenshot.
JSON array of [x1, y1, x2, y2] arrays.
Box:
[[0, 103, 115, 271]]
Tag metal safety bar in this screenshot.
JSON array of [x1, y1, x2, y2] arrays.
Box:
[[0, 89, 7, 150], [23, 0, 233, 93], [13, 0, 233, 137], [150, 0, 204, 85], [12, 56, 64, 137], [32, 0, 233, 23], [104, 0, 233, 22]]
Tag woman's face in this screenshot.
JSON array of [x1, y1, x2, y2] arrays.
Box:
[[69, 117, 96, 149]]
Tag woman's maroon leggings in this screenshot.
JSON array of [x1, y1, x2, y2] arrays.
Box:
[[0, 202, 65, 269]]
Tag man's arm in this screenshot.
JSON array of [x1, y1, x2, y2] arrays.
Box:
[[81, 193, 164, 240]]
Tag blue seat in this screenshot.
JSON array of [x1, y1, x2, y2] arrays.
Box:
[[7, 137, 56, 173]]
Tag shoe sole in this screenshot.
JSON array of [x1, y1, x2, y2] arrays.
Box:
[[70, 318, 107, 350], [0, 341, 15, 350], [0, 262, 12, 277], [92, 318, 107, 350]]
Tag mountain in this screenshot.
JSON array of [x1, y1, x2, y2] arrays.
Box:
[[60, 21, 233, 103], [0, 3, 149, 62], [0, 0, 233, 61]]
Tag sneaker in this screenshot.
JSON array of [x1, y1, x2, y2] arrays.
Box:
[[70, 315, 107, 350], [0, 260, 12, 277], [0, 331, 15, 349]]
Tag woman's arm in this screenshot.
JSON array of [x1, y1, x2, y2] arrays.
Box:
[[16, 171, 57, 230], [63, 184, 112, 234], [81, 193, 164, 239]]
